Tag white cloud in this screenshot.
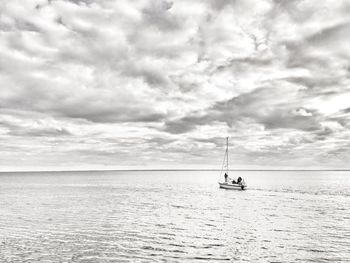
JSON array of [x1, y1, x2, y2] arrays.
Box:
[[0, 0, 349, 170]]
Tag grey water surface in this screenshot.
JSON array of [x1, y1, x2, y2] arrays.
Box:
[[0, 170, 349, 262]]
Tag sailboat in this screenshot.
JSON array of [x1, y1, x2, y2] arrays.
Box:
[[218, 137, 247, 190]]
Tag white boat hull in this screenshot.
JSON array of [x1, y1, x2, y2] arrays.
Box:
[[219, 182, 246, 190]]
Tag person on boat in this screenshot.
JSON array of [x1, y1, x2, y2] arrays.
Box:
[[237, 177, 242, 184], [231, 179, 237, 184], [224, 173, 228, 182]]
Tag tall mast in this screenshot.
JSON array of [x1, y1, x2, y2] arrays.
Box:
[[226, 137, 229, 174]]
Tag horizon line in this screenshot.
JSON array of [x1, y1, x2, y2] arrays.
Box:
[[1, 168, 350, 173]]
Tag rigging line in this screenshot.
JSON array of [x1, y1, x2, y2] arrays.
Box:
[[226, 137, 229, 174], [218, 148, 227, 182]]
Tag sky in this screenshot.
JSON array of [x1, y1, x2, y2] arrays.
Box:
[[0, 0, 350, 171]]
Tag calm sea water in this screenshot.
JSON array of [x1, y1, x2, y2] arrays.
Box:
[[0, 170, 349, 262]]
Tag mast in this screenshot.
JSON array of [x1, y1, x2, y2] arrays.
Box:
[[226, 137, 229, 174]]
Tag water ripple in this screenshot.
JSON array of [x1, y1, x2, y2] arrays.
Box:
[[0, 170, 350, 262]]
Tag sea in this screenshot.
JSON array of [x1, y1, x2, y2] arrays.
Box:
[[0, 170, 349, 262]]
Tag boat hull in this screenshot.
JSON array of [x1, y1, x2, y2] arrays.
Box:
[[219, 182, 246, 190]]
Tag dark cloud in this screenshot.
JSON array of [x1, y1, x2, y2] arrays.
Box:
[[213, 56, 274, 76], [147, 137, 176, 146], [306, 22, 350, 48], [165, 86, 323, 134], [285, 76, 341, 91], [15, 21, 41, 32], [60, 107, 165, 123], [142, 0, 180, 31], [314, 127, 334, 141], [11, 126, 72, 137], [165, 116, 206, 134], [65, 0, 95, 6], [0, 116, 73, 138]]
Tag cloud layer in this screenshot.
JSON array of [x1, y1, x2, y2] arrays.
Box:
[[0, 0, 350, 170]]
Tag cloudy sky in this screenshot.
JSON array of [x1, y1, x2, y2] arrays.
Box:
[[1, 0, 350, 170]]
